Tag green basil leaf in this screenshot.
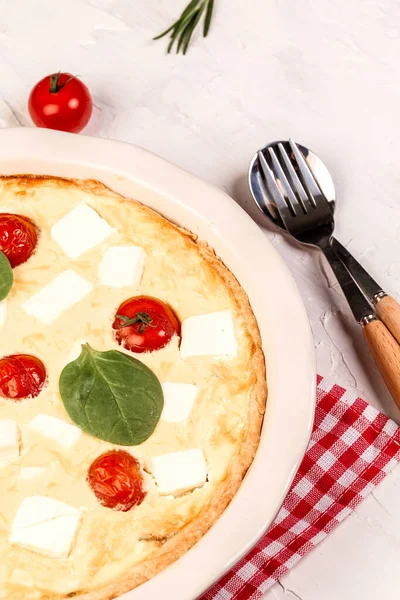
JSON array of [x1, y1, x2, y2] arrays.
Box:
[[59, 344, 164, 446], [0, 251, 13, 301]]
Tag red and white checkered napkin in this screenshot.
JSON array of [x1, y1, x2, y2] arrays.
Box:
[[201, 375, 400, 600]]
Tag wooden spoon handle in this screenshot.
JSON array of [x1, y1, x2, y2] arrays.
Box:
[[363, 318, 400, 410], [375, 295, 400, 346]]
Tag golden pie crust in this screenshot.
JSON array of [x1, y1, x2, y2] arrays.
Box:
[[0, 175, 267, 600]]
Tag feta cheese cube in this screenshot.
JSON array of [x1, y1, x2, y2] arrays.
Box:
[[29, 414, 82, 450], [19, 466, 47, 481], [161, 382, 199, 423], [0, 419, 20, 467], [98, 245, 146, 288], [51, 204, 114, 259], [10, 496, 82, 558], [0, 300, 6, 329], [22, 270, 93, 324], [149, 449, 207, 496], [180, 310, 237, 359]]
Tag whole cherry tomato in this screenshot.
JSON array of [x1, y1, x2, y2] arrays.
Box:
[[0, 213, 38, 268], [113, 296, 181, 354], [87, 450, 146, 511], [28, 72, 92, 133], [0, 354, 47, 400]]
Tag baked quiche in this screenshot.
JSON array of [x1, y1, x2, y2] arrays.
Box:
[[0, 175, 267, 600]]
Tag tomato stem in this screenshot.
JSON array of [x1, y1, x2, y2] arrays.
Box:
[[116, 312, 156, 334], [49, 72, 78, 94]]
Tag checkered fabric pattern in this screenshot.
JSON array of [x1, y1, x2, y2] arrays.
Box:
[[201, 375, 400, 600]]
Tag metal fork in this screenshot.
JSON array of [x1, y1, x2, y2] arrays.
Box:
[[257, 139, 400, 410]]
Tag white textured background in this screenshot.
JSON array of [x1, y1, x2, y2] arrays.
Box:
[[0, 1, 399, 598]]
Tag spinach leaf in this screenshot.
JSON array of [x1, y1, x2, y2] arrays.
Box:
[[59, 344, 163, 446], [0, 251, 13, 301]]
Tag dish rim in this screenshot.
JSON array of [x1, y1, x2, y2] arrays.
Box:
[[0, 127, 316, 600]]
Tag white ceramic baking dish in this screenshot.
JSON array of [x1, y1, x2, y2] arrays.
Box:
[[0, 127, 316, 600]]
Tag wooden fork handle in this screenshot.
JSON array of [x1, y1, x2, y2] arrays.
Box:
[[375, 295, 400, 346], [363, 318, 400, 410]]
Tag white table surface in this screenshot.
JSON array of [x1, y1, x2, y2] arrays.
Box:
[[1, 1, 399, 598]]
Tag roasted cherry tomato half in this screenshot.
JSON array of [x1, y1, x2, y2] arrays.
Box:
[[87, 450, 146, 511], [0, 354, 47, 400], [28, 72, 92, 133], [113, 296, 181, 354], [0, 213, 38, 268]]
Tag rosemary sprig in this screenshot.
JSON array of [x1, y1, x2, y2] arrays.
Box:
[[154, 0, 215, 55], [116, 312, 156, 334]]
